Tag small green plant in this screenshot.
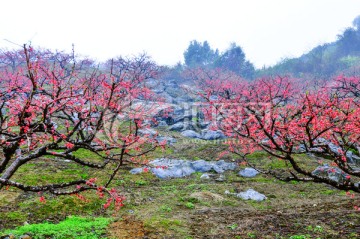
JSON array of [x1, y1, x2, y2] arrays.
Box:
[[227, 223, 238, 230], [247, 232, 257, 238], [159, 205, 172, 212], [289, 235, 310, 239], [185, 202, 195, 209], [135, 180, 147, 186]]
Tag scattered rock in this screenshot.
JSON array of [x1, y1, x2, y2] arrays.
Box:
[[156, 136, 177, 145], [157, 121, 168, 127], [168, 122, 186, 131], [346, 151, 360, 166], [213, 160, 237, 173], [312, 165, 349, 183], [181, 130, 201, 139], [191, 160, 214, 172], [200, 130, 226, 140], [19, 235, 32, 239], [129, 168, 144, 174], [200, 173, 211, 179], [215, 174, 225, 182], [130, 158, 237, 179], [1, 235, 16, 239], [138, 128, 157, 137], [238, 168, 259, 178], [236, 189, 267, 201], [197, 121, 210, 129]]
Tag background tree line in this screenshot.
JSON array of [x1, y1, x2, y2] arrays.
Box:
[[183, 40, 255, 79]]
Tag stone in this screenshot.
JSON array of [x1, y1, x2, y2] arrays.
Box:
[[138, 128, 157, 137], [215, 174, 225, 182], [209, 95, 218, 101], [129, 168, 144, 174], [2, 235, 16, 239], [157, 121, 168, 127], [173, 114, 193, 124], [191, 160, 214, 172], [181, 130, 201, 139], [200, 130, 226, 140], [19, 235, 32, 239], [312, 165, 349, 184], [158, 92, 174, 103], [169, 122, 195, 131], [346, 151, 360, 165], [200, 173, 211, 179], [238, 168, 259, 178], [236, 189, 267, 201], [215, 160, 237, 171], [129, 158, 238, 179], [197, 121, 210, 129], [168, 122, 185, 131], [156, 136, 177, 145], [173, 95, 194, 103]]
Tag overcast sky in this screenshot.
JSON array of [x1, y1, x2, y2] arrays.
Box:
[[1, 0, 360, 68]]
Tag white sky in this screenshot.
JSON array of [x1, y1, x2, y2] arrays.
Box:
[[1, 0, 360, 68]]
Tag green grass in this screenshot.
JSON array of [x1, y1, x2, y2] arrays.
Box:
[[2, 216, 111, 239]]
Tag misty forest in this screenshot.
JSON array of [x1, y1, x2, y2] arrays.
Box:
[[1, 13, 360, 239]]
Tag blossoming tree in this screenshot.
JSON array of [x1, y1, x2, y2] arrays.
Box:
[[197, 71, 360, 193], [0, 45, 160, 208]]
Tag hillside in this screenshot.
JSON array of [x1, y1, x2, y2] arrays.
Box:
[[257, 16, 360, 78]]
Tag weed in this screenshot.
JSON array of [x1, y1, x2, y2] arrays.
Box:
[[135, 180, 147, 186], [159, 205, 172, 212], [2, 216, 110, 239], [247, 232, 257, 238], [185, 202, 195, 209], [289, 235, 310, 239], [227, 223, 238, 230]]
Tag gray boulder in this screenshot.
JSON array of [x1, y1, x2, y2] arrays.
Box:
[[156, 136, 177, 145], [150, 159, 195, 178], [191, 160, 214, 172], [312, 165, 349, 183], [181, 130, 201, 139], [157, 121, 168, 127], [346, 151, 360, 166], [239, 168, 259, 178], [158, 92, 174, 103], [168, 122, 186, 131], [130, 168, 144, 174], [209, 95, 218, 101], [173, 95, 194, 103], [197, 121, 211, 129], [200, 173, 211, 179], [138, 128, 157, 137], [200, 130, 226, 140], [169, 122, 195, 132], [236, 189, 266, 201], [213, 160, 237, 173], [173, 114, 193, 124], [130, 158, 238, 179]]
